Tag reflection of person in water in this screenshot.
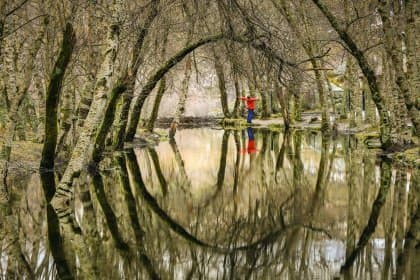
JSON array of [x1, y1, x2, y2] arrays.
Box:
[[242, 127, 258, 154], [238, 96, 258, 123]]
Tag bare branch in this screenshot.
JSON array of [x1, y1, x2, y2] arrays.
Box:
[[5, 0, 31, 17]]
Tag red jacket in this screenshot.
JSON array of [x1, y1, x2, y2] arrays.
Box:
[[241, 140, 257, 154], [239, 97, 258, 110]]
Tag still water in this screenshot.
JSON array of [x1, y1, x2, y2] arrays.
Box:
[[1, 128, 419, 279]]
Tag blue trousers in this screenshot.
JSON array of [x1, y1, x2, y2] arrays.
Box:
[[247, 109, 254, 123], [247, 127, 254, 140]]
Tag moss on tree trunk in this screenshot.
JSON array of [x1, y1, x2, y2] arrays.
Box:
[[40, 23, 76, 170]]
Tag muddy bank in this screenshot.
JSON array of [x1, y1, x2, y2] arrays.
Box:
[[152, 116, 223, 128]]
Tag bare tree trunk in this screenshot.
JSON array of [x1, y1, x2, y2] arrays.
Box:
[[125, 34, 225, 142], [112, 0, 159, 149], [275, 82, 291, 128], [74, 1, 103, 134], [169, 4, 195, 138], [275, 0, 329, 129], [231, 72, 241, 117], [378, 0, 419, 138], [56, 85, 75, 157], [0, 20, 47, 198], [40, 23, 76, 170], [169, 54, 192, 138], [405, 0, 420, 131], [212, 48, 230, 118], [290, 71, 303, 122], [147, 26, 169, 133], [146, 78, 166, 132], [311, 0, 394, 148], [344, 55, 357, 128], [310, 57, 330, 131], [52, 4, 122, 206], [0, 0, 6, 60]]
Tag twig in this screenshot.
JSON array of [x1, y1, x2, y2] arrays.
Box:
[[5, 0, 31, 17]]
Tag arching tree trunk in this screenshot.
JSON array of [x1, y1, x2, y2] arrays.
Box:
[[124, 34, 225, 142]]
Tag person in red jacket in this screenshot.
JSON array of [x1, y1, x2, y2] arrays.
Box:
[[238, 96, 258, 123], [241, 127, 258, 154]]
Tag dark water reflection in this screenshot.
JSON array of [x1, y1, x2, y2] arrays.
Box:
[[1, 128, 419, 279]]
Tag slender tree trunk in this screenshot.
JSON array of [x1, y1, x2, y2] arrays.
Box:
[[52, 6, 122, 206], [146, 78, 166, 133], [112, 0, 159, 149], [124, 34, 225, 142], [224, 41, 241, 118], [0, 0, 6, 60], [378, 0, 419, 138], [169, 5, 195, 138], [147, 26, 169, 132], [32, 71, 46, 142], [275, 82, 291, 128], [311, 0, 394, 148], [310, 57, 330, 131], [169, 54, 192, 138], [344, 55, 357, 128], [56, 86, 75, 157], [40, 23, 76, 170], [74, 1, 102, 133], [91, 80, 127, 164], [212, 48, 230, 118], [290, 71, 303, 122], [231, 73, 241, 117], [0, 20, 47, 199], [404, 0, 420, 131]]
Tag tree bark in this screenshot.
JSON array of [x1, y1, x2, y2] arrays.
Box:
[[112, 0, 159, 149], [378, 0, 419, 138], [213, 48, 231, 118], [40, 23, 76, 170], [147, 25, 169, 133], [51, 6, 122, 206], [146, 78, 166, 133], [0, 0, 6, 61], [311, 0, 393, 148], [169, 4, 195, 138], [125, 34, 225, 142], [0, 18, 47, 199]]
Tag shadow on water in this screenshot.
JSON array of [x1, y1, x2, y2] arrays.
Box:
[[40, 171, 74, 280], [2, 127, 419, 279]]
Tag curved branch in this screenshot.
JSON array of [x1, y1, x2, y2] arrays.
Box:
[[5, 0, 30, 17], [124, 32, 295, 142], [124, 33, 226, 141], [125, 149, 331, 255]]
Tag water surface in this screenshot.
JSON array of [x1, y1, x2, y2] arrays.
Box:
[[1, 128, 419, 279]]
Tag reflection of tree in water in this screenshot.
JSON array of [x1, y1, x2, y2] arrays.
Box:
[[0, 129, 419, 279]]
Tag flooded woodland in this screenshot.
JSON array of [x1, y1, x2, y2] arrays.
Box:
[[0, 0, 419, 279]]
